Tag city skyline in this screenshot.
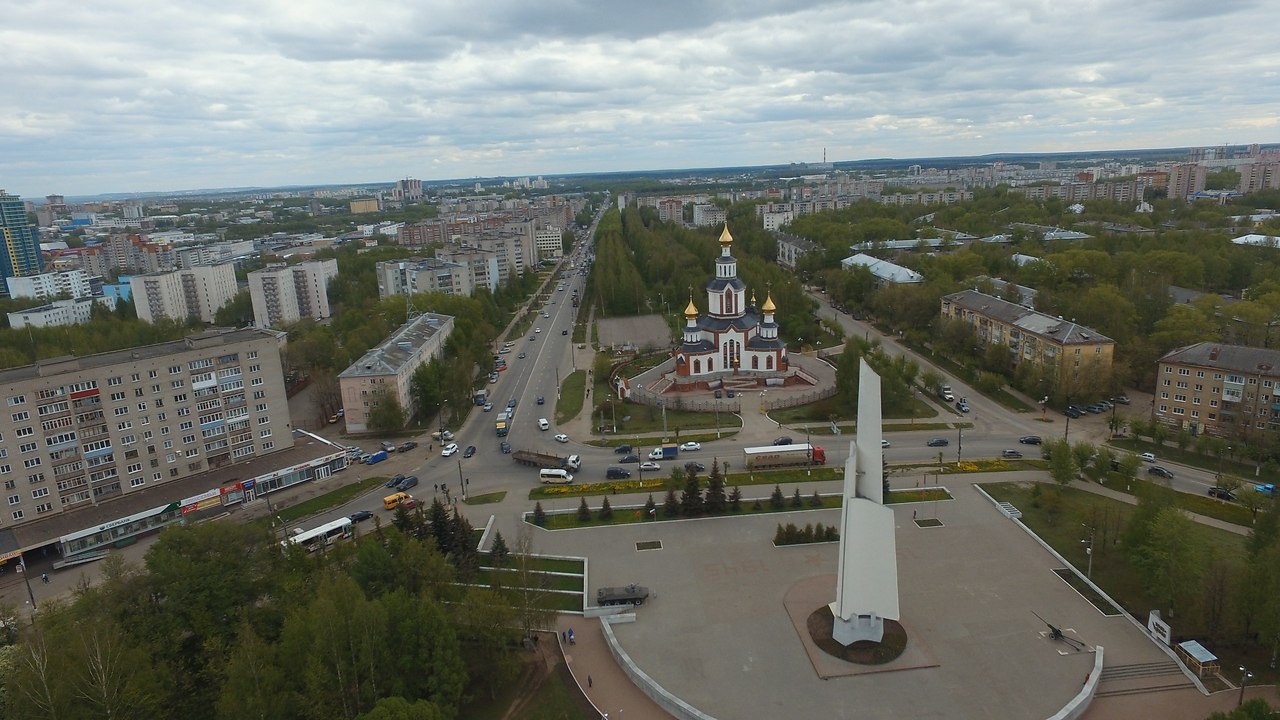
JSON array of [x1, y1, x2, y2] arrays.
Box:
[[3, 0, 1279, 197]]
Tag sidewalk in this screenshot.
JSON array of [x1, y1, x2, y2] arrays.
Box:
[[555, 615, 673, 720]]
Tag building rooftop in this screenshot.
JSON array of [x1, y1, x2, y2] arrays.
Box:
[[1232, 234, 1280, 247], [942, 290, 1115, 346], [0, 327, 281, 383], [1160, 342, 1280, 374], [338, 312, 453, 378], [841, 253, 924, 284]]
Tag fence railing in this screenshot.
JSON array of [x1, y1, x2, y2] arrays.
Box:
[[763, 385, 837, 410]]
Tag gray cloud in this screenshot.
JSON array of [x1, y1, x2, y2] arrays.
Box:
[[1, 0, 1277, 196]]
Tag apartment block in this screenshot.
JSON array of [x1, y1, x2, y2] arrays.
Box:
[[7, 296, 117, 328], [775, 232, 819, 270], [0, 328, 290, 530], [5, 269, 93, 300], [657, 198, 685, 224], [534, 225, 564, 260], [939, 290, 1115, 382], [441, 247, 500, 292], [376, 258, 473, 299], [350, 198, 380, 214], [1238, 162, 1280, 194], [692, 204, 727, 228], [338, 313, 454, 433], [1, 190, 44, 291], [247, 259, 338, 328], [131, 263, 238, 323], [1168, 164, 1208, 201], [1155, 342, 1280, 438]]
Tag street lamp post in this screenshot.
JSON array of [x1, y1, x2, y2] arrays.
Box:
[[17, 558, 37, 612], [806, 427, 812, 476], [956, 427, 962, 465], [1239, 665, 1253, 707], [1081, 524, 1096, 579]]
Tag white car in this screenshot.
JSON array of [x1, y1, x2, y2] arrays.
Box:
[[483, 402, 493, 412], [534, 327, 541, 333], [881, 439, 891, 448], [441, 443, 459, 457], [680, 441, 701, 451], [639, 461, 661, 472], [554, 433, 569, 443]]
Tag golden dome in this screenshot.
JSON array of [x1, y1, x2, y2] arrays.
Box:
[[684, 298, 699, 318], [762, 292, 776, 313], [718, 224, 734, 247]]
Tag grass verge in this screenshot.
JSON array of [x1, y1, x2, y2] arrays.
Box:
[[464, 491, 507, 505], [554, 370, 586, 425], [271, 476, 387, 525]]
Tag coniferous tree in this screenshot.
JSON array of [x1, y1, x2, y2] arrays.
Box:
[[790, 488, 804, 508], [770, 485, 786, 509], [393, 503, 413, 534], [429, 498, 451, 551], [809, 490, 823, 508], [681, 474, 704, 516], [705, 474, 727, 514], [663, 488, 680, 517], [599, 496, 613, 520], [577, 497, 591, 522], [728, 485, 743, 512], [490, 530, 511, 569], [644, 493, 657, 520], [774, 524, 786, 545], [532, 501, 547, 527]]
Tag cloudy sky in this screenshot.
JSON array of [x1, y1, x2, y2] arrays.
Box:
[[3, 0, 1278, 198]]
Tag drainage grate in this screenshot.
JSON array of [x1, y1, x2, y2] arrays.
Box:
[[636, 540, 662, 551]]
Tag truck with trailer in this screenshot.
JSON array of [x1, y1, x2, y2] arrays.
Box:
[[597, 584, 650, 606], [742, 443, 827, 470], [513, 450, 581, 471], [647, 443, 679, 460]]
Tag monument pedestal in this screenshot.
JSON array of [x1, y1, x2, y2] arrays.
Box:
[[829, 606, 884, 645]]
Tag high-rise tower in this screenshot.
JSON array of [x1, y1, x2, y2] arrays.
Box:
[[0, 190, 43, 295]]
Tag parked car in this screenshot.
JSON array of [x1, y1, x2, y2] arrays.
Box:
[[397, 475, 420, 491], [1112, 395, 1131, 405], [554, 433, 570, 443], [463, 445, 476, 458], [639, 461, 661, 472], [927, 438, 949, 447], [1001, 449, 1024, 459], [1208, 486, 1236, 501], [483, 402, 494, 412], [680, 441, 701, 451], [614, 444, 634, 454], [562, 329, 569, 335], [1018, 435, 1042, 445], [500, 441, 512, 454], [714, 389, 723, 399], [1064, 407, 1084, 418], [955, 399, 970, 413], [773, 436, 794, 446], [441, 443, 460, 457], [684, 461, 706, 473], [606, 467, 631, 480], [1085, 403, 1106, 414], [620, 454, 640, 464], [349, 510, 374, 523], [380, 441, 397, 452], [1139, 452, 1156, 463], [400, 497, 419, 510], [726, 390, 736, 398], [1147, 466, 1174, 479], [398, 441, 418, 452]]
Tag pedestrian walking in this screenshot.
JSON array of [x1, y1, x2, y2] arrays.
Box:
[[41, 573, 49, 584], [588, 675, 593, 688]]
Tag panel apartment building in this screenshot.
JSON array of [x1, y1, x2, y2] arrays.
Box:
[[131, 263, 238, 323], [376, 258, 473, 299], [247, 259, 338, 328], [338, 313, 454, 433], [1155, 342, 1280, 438], [1, 189, 44, 292], [0, 328, 290, 532], [940, 290, 1115, 387]]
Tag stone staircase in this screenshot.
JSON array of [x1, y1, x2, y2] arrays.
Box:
[[1094, 661, 1195, 698], [996, 501, 1022, 519]]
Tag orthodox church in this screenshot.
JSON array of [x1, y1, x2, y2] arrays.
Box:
[[673, 225, 788, 378]]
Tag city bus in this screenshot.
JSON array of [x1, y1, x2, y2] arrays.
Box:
[[281, 517, 353, 553]]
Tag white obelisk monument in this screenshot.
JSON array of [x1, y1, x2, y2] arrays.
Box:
[[829, 359, 900, 645]]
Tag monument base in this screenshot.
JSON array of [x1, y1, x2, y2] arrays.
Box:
[[829, 603, 884, 645]]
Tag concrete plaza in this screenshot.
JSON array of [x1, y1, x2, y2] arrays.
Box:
[[532, 472, 1176, 719]]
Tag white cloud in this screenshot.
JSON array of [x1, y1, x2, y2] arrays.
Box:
[[1, 0, 1277, 196]]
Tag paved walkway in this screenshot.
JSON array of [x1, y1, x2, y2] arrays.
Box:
[[555, 615, 671, 720]]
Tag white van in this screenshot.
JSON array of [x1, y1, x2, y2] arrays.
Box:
[[539, 468, 573, 484], [565, 454, 581, 471], [538, 418, 550, 430]]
